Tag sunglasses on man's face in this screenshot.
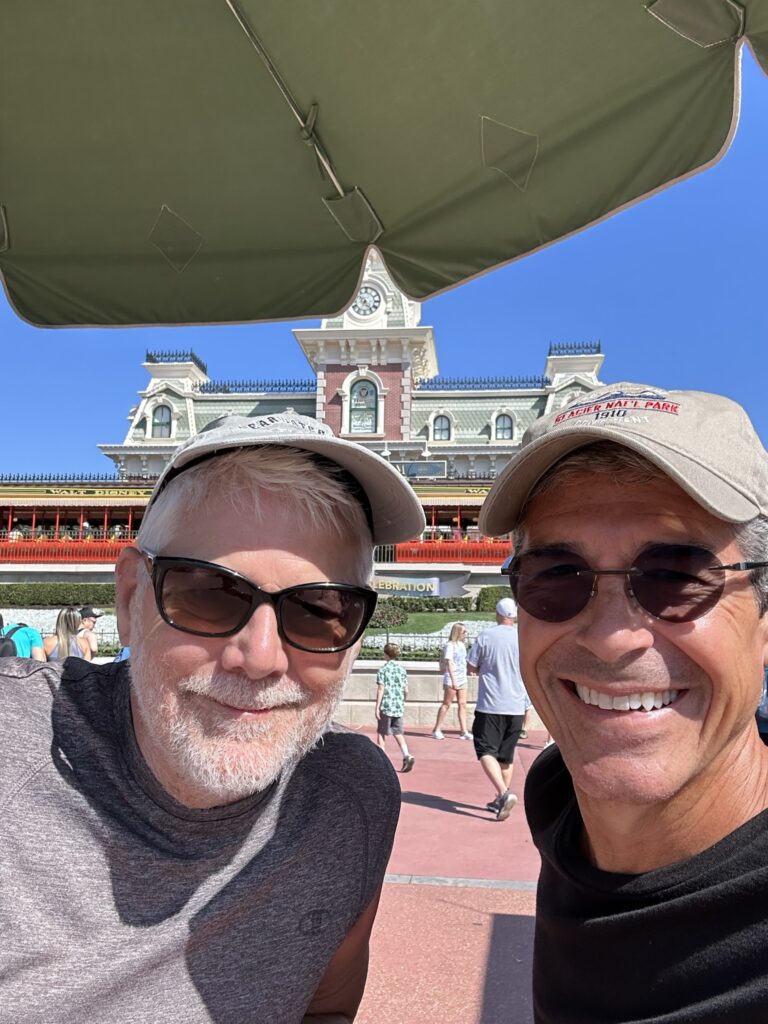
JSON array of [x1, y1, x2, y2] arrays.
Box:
[[139, 550, 378, 653], [502, 543, 768, 624]]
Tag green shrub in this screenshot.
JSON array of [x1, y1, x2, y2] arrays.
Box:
[[475, 585, 510, 612], [0, 583, 116, 607], [98, 641, 122, 658], [359, 646, 442, 662], [381, 595, 474, 613], [368, 603, 409, 629]]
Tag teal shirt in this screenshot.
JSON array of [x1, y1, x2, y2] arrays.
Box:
[[376, 660, 408, 717], [1, 623, 44, 658]]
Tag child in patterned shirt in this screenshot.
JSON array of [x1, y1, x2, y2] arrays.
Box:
[[375, 643, 415, 773]]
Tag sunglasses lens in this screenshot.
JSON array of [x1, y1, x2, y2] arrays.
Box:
[[160, 564, 252, 634], [281, 587, 371, 652], [632, 545, 724, 622], [510, 553, 594, 622]]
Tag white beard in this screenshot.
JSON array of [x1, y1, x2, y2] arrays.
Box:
[[129, 650, 345, 804]]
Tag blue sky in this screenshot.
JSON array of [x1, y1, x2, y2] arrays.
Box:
[[1, 51, 765, 475]]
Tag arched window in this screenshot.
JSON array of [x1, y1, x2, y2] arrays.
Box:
[[433, 415, 451, 442], [349, 380, 378, 434], [495, 413, 514, 440], [152, 404, 172, 439]]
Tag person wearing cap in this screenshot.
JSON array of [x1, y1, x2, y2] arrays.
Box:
[[0, 412, 425, 1023], [480, 383, 768, 1023], [466, 597, 527, 821], [77, 605, 103, 655]]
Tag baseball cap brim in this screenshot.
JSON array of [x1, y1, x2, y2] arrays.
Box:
[[149, 415, 426, 545], [78, 607, 103, 619], [480, 424, 762, 537]]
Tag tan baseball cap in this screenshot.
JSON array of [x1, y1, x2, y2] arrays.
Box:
[[149, 412, 426, 544], [480, 382, 768, 537]]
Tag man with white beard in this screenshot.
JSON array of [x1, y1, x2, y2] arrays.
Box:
[[0, 412, 425, 1024]]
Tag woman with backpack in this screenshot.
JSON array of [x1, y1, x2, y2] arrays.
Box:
[[44, 608, 91, 661]]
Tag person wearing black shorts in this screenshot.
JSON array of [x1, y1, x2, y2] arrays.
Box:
[[467, 598, 528, 821]]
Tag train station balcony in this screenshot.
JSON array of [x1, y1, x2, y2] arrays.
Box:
[[0, 536, 512, 565]]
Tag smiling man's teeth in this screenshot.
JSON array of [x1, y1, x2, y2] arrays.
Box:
[[575, 684, 679, 711]]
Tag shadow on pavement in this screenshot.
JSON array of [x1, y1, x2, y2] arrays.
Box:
[[400, 789, 492, 819], [481, 913, 535, 1023]]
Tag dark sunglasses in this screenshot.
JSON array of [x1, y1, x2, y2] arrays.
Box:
[[502, 543, 768, 624], [140, 550, 377, 653]]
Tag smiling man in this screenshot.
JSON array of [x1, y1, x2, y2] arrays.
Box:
[[0, 412, 425, 1024], [480, 383, 768, 1024]]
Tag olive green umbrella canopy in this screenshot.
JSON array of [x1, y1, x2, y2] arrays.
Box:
[[1, 0, 766, 327]]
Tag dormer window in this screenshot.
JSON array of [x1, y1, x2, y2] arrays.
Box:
[[433, 415, 451, 442], [152, 404, 172, 438], [495, 413, 514, 440]]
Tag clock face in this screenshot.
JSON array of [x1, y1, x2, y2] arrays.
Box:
[[351, 285, 382, 317]]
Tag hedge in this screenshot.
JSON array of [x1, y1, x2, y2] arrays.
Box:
[[368, 604, 409, 628], [379, 595, 474, 613], [0, 583, 116, 607], [359, 646, 442, 662], [475, 585, 510, 612]]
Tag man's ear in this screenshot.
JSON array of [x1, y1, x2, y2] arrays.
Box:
[[115, 547, 143, 645]]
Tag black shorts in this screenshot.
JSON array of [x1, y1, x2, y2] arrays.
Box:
[[472, 712, 524, 764]]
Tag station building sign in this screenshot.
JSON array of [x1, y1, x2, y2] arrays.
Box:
[[373, 576, 442, 597], [373, 573, 469, 597]]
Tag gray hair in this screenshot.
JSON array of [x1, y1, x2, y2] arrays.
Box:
[[137, 446, 374, 586], [512, 441, 768, 616]]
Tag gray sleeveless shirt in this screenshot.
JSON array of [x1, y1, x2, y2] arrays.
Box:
[[0, 658, 399, 1023]]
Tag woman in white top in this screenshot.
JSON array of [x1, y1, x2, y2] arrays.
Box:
[[44, 607, 92, 662], [432, 622, 472, 739]]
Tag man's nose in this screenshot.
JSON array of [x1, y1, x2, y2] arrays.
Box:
[[573, 573, 656, 662], [219, 602, 290, 679]]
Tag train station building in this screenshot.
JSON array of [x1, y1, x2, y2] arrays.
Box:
[[0, 253, 604, 592]]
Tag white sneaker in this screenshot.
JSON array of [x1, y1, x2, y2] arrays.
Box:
[[496, 791, 518, 822], [432, 730, 445, 740], [459, 731, 473, 740]]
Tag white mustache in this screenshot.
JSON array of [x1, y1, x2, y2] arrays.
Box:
[[177, 671, 311, 712]]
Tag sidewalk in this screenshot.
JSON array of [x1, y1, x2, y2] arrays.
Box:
[[352, 725, 546, 1024]]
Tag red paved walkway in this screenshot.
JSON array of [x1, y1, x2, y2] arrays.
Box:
[[350, 725, 546, 1024]]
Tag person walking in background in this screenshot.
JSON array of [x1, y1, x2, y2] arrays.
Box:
[[467, 599, 527, 821], [0, 614, 46, 661], [77, 606, 103, 656], [44, 608, 92, 661], [432, 622, 472, 739], [375, 643, 415, 772]]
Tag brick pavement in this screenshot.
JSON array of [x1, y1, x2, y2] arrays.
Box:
[[350, 725, 546, 1024]]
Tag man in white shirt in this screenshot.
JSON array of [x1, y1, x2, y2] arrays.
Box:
[[77, 606, 103, 656], [467, 598, 528, 820]]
